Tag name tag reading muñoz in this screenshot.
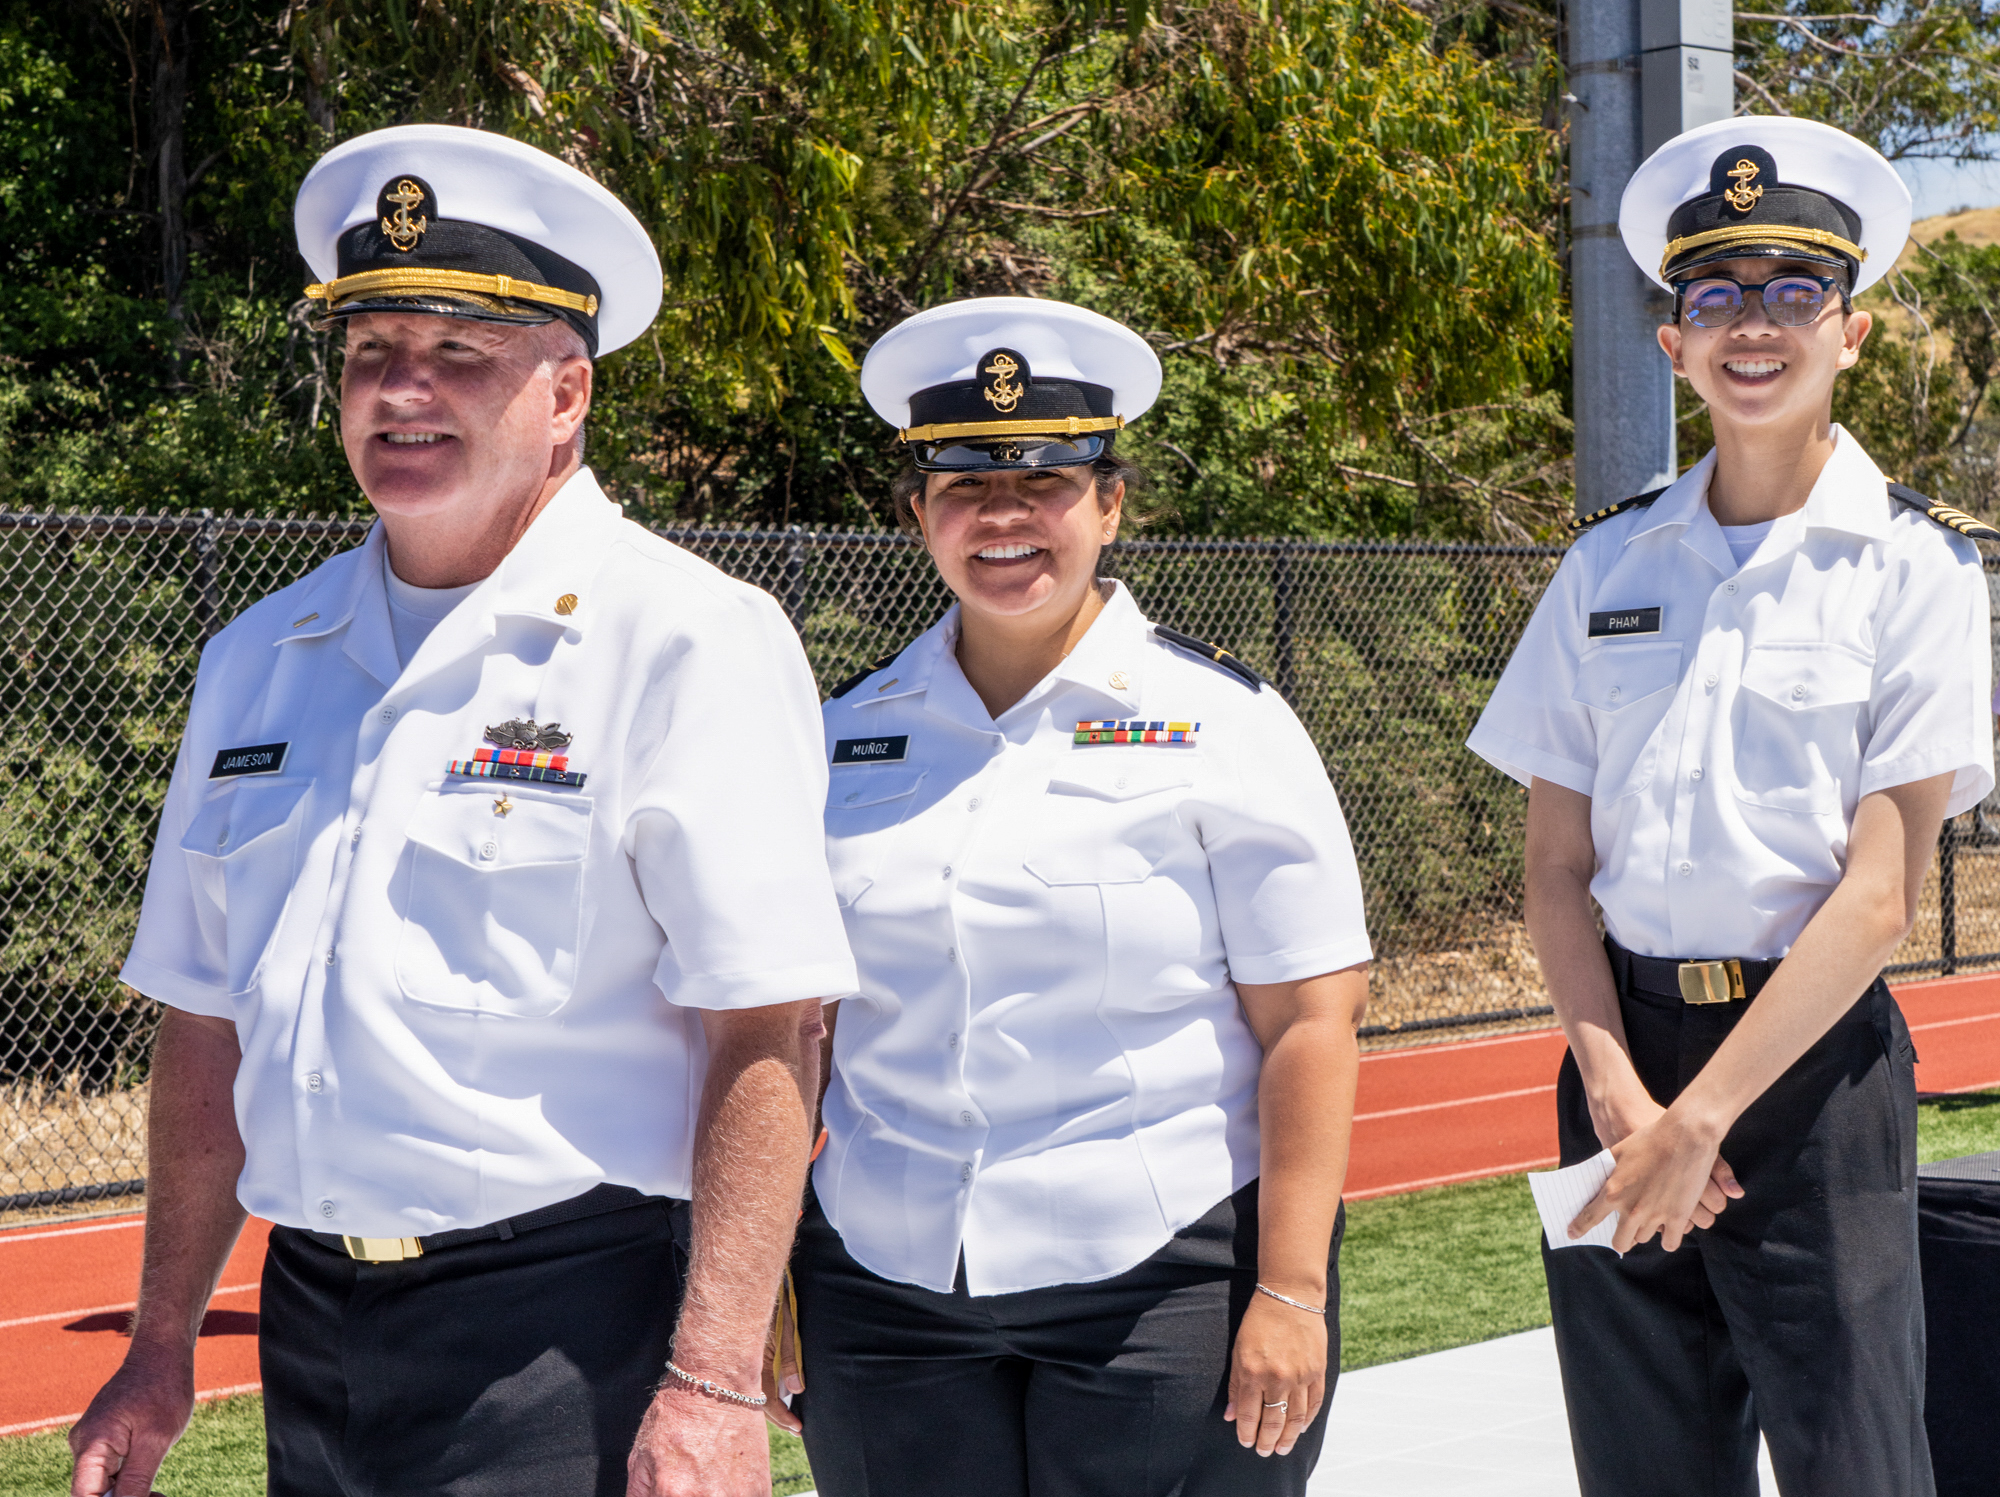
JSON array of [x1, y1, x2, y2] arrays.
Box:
[[1587, 607, 1662, 639], [832, 736, 910, 766], [209, 742, 290, 778]]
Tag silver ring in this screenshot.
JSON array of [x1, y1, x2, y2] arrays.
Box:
[[1263, 1400, 1288, 1410]]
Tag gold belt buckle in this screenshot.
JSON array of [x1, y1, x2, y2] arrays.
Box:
[[341, 1235, 424, 1262], [1677, 959, 1746, 1005]]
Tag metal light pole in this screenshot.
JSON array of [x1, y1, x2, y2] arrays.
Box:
[[1568, 1, 1734, 516]]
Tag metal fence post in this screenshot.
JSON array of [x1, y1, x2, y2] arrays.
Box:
[[1941, 816, 1960, 977], [193, 509, 223, 645], [783, 525, 808, 632], [1271, 544, 1297, 703]]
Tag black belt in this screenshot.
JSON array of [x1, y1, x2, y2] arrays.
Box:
[[1606, 936, 1782, 1006], [305, 1182, 660, 1263]]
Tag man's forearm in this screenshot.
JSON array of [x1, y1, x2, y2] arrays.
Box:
[[131, 1007, 248, 1359], [675, 1001, 822, 1385]]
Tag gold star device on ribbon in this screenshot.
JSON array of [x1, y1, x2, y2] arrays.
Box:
[[1616, 116, 1910, 300], [292, 124, 663, 358], [862, 297, 1161, 473]]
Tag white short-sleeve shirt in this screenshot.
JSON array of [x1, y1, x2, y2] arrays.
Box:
[[815, 582, 1372, 1296], [1468, 429, 1994, 960], [122, 469, 857, 1235]]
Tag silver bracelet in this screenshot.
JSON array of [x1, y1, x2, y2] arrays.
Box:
[[663, 1358, 769, 1408], [1255, 1282, 1327, 1316]]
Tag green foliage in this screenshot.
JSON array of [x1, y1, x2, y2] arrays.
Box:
[[1833, 233, 2000, 513], [0, 1, 1570, 538]]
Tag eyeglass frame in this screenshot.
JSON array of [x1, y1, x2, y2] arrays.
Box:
[[1670, 271, 1852, 329]]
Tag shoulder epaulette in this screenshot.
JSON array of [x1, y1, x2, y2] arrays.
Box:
[[1152, 625, 1265, 690], [827, 642, 915, 700], [1570, 486, 1669, 536], [1887, 482, 2000, 542]]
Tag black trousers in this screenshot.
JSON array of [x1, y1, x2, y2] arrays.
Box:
[[1545, 944, 1931, 1497], [260, 1195, 687, 1497], [795, 1179, 1343, 1497]]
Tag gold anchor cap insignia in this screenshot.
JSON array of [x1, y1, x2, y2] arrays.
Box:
[[379, 176, 432, 252], [1723, 159, 1764, 215], [979, 348, 1027, 413]]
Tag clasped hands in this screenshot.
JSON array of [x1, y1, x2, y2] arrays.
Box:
[[1567, 1084, 1744, 1254]]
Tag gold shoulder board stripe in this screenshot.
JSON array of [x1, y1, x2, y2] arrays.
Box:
[[1569, 486, 1669, 536], [1887, 482, 2000, 542]]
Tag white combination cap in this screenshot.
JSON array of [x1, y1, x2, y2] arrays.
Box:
[[1619, 115, 1911, 296], [294, 124, 663, 356], [861, 297, 1162, 471]]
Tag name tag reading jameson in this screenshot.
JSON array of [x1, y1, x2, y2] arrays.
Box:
[[209, 742, 289, 779], [832, 736, 909, 765], [1587, 607, 1662, 639]]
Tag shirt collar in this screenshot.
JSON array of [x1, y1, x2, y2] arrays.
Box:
[[274, 466, 621, 689], [852, 579, 1150, 728], [1623, 426, 1892, 558]]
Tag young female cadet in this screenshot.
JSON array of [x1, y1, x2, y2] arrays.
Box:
[[787, 298, 1373, 1496], [1470, 117, 1996, 1496]]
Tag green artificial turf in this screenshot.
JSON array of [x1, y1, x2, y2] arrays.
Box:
[[9, 1090, 1998, 1492]]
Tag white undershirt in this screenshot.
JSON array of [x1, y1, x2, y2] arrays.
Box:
[[382, 554, 481, 668], [1718, 518, 1777, 568]]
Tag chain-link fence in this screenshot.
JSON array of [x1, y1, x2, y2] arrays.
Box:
[[4, 510, 1998, 1214]]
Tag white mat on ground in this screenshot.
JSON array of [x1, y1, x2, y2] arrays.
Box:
[[1307, 1326, 1777, 1496]]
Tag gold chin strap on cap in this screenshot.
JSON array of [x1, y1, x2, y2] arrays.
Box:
[[1659, 225, 1865, 280], [305, 267, 599, 318], [899, 414, 1124, 443]]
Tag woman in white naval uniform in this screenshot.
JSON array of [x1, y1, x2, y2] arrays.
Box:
[[788, 299, 1373, 1497]]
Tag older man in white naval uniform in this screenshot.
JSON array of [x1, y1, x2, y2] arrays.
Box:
[[68, 126, 855, 1497]]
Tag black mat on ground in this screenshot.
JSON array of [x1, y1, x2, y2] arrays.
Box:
[[1919, 1150, 2000, 1497]]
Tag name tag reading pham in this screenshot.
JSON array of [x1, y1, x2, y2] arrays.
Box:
[[209, 742, 290, 778], [1588, 608, 1662, 638], [833, 736, 909, 765]]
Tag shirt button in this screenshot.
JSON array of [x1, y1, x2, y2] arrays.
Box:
[[351, 826, 363, 844], [948, 1032, 960, 1050], [1705, 673, 1718, 689], [968, 797, 982, 811], [1791, 684, 1807, 700], [1115, 775, 1130, 789], [479, 840, 498, 860], [960, 1164, 974, 1183], [216, 833, 228, 850], [843, 791, 860, 804], [306, 1072, 324, 1093], [946, 947, 956, 963], [942, 865, 953, 880], [1690, 768, 1704, 782], [379, 706, 396, 722], [1607, 687, 1621, 702], [325, 948, 335, 965], [319, 1199, 337, 1219], [1724, 581, 1738, 594], [961, 1111, 975, 1125], [1679, 862, 1693, 877]]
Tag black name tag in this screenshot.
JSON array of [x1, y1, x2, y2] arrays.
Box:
[[832, 736, 909, 765], [1588, 607, 1662, 638], [209, 742, 289, 778]]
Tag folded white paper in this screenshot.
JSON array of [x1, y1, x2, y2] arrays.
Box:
[[1529, 1149, 1622, 1254]]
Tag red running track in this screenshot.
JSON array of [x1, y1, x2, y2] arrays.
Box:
[[5, 971, 2000, 1434]]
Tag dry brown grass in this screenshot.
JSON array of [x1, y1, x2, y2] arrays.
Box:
[[2, 1074, 148, 1200]]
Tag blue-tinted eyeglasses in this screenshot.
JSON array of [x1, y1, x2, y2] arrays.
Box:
[[1673, 273, 1845, 328]]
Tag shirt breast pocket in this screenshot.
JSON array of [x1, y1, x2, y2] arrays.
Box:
[[825, 768, 925, 907], [1733, 642, 1874, 814], [1571, 641, 1683, 797], [179, 776, 314, 995], [394, 784, 593, 1017], [1025, 757, 1195, 886]]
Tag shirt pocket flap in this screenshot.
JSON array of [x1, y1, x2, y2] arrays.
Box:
[[828, 768, 925, 811], [1570, 641, 1683, 713], [1741, 643, 1874, 710], [180, 777, 312, 860], [1044, 757, 1197, 802], [406, 785, 592, 868]]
